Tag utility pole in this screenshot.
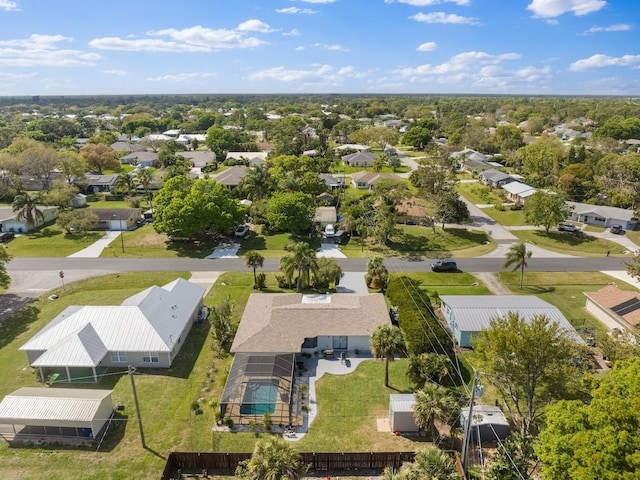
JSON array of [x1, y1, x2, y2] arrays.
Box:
[[461, 371, 479, 478], [128, 366, 146, 448]]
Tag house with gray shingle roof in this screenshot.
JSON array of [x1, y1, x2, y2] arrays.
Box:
[[212, 165, 248, 189], [566, 201, 638, 230], [350, 171, 402, 190], [440, 295, 582, 347], [479, 169, 516, 188], [121, 151, 159, 167], [342, 151, 377, 168]]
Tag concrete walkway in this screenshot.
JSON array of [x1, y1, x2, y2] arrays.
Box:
[[189, 271, 223, 295], [336, 272, 368, 294], [67, 231, 121, 258]]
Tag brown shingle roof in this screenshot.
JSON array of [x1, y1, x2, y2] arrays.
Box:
[[585, 285, 640, 327], [231, 293, 390, 353]]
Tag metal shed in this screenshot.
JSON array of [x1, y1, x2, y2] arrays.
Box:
[[389, 394, 419, 433], [460, 404, 510, 443], [0, 387, 114, 440]]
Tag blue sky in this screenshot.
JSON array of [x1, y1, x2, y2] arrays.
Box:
[[0, 0, 639, 96]]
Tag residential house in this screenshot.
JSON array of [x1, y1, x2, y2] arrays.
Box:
[[109, 141, 145, 154], [221, 293, 390, 426], [90, 208, 141, 231], [439, 295, 582, 347], [461, 157, 493, 175], [81, 174, 118, 194], [0, 206, 58, 233], [350, 171, 401, 190], [479, 169, 516, 188], [177, 151, 216, 168], [175, 134, 207, 146], [226, 151, 269, 167], [20, 278, 205, 383], [584, 284, 640, 331], [336, 144, 370, 152], [566, 201, 638, 230], [342, 151, 377, 168], [314, 206, 337, 226], [212, 165, 248, 189], [501, 181, 537, 205], [0, 387, 114, 442], [121, 151, 159, 167], [319, 173, 344, 191]]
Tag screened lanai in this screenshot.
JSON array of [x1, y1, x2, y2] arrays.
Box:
[[220, 353, 296, 426]]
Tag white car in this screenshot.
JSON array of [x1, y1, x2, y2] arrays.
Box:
[[324, 224, 335, 236], [234, 224, 250, 238]]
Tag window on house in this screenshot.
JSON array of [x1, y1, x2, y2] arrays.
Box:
[[143, 352, 159, 363], [110, 352, 127, 363]]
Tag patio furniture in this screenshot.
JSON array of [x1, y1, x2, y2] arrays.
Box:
[[340, 352, 347, 364], [323, 349, 334, 358]]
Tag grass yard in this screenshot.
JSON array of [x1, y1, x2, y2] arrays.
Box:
[[340, 225, 495, 259], [391, 272, 492, 296], [511, 229, 625, 257], [499, 271, 636, 332], [87, 200, 143, 209], [583, 224, 607, 233], [456, 182, 505, 205], [6, 224, 104, 257], [237, 231, 321, 258], [480, 207, 527, 226]]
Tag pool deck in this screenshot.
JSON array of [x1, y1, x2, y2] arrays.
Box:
[[286, 354, 373, 442]]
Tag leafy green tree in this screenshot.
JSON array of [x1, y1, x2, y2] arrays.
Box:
[[473, 312, 587, 436], [42, 181, 78, 209], [503, 242, 532, 289], [116, 172, 135, 196], [211, 296, 235, 354], [516, 135, 565, 187], [57, 151, 88, 184], [536, 358, 640, 480], [240, 165, 272, 201], [486, 432, 537, 480], [245, 250, 264, 289], [79, 143, 120, 174], [402, 118, 438, 150], [235, 436, 307, 480], [412, 383, 460, 440], [56, 209, 98, 234], [434, 191, 469, 229], [205, 126, 255, 160], [0, 246, 12, 289], [136, 167, 155, 209], [524, 191, 571, 233], [265, 191, 315, 235], [370, 324, 405, 387], [279, 242, 318, 292], [313, 257, 343, 290], [399, 446, 459, 480], [384, 148, 402, 172], [12, 193, 44, 227], [492, 124, 524, 153], [407, 353, 451, 388], [153, 177, 243, 238]]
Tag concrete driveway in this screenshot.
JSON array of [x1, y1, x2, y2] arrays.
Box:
[[336, 272, 368, 294]]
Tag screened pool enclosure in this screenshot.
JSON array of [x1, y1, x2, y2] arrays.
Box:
[[220, 353, 297, 426]]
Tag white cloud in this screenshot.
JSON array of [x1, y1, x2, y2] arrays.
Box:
[[248, 64, 369, 83], [570, 53, 640, 71], [384, 0, 470, 5], [294, 46, 305, 51], [102, 69, 126, 75], [584, 23, 631, 34], [0, 34, 100, 67], [410, 11, 479, 24], [311, 42, 349, 51], [297, 0, 336, 3], [283, 29, 301, 36], [0, 71, 37, 79], [276, 7, 317, 14], [237, 19, 272, 32], [0, 0, 19, 11], [527, 0, 606, 19], [417, 42, 437, 51], [90, 26, 267, 52], [147, 72, 217, 82]]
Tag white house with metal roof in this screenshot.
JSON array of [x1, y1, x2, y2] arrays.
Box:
[[566, 201, 638, 230], [20, 278, 205, 383], [439, 295, 581, 347], [501, 181, 537, 205], [0, 387, 113, 442]]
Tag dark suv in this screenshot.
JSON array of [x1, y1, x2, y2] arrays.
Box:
[[430, 260, 457, 272], [0, 232, 15, 243]]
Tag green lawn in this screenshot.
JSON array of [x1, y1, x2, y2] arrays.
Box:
[[499, 271, 636, 332], [456, 182, 505, 205], [480, 207, 527, 226], [87, 200, 141, 209], [510, 230, 626, 257], [7, 224, 104, 257], [583, 224, 607, 233], [392, 272, 492, 295]]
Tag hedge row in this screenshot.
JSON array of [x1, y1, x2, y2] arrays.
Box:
[[386, 276, 453, 356]]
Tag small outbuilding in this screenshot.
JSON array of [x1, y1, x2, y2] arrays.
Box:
[[389, 394, 419, 433], [460, 404, 510, 443], [0, 387, 114, 441]]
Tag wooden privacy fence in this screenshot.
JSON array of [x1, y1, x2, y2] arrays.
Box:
[[161, 451, 420, 479]]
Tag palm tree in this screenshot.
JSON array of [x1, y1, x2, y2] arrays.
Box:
[[241, 165, 271, 201], [237, 436, 308, 480], [116, 172, 135, 197], [245, 250, 264, 288], [413, 383, 460, 440], [402, 446, 458, 480], [279, 242, 318, 292], [12, 193, 44, 227], [503, 242, 533, 288], [370, 324, 405, 387], [367, 255, 389, 290], [136, 167, 155, 209]]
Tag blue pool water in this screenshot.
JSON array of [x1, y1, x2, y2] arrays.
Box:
[[240, 381, 277, 415]]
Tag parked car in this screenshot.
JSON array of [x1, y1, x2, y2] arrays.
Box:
[[610, 224, 624, 234], [558, 223, 579, 232], [234, 224, 250, 238], [430, 260, 458, 272], [0, 232, 15, 243], [324, 223, 335, 236]]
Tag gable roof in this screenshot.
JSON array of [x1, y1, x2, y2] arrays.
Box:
[[314, 206, 337, 223], [213, 165, 248, 187], [440, 295, 581, 341], [121, 151, 158, 162], [502, 181, 537, 196], [90, 208, 141, 221], [83, 174, 118, 187], [226, 151, 268, 161], [480, 169, 512, 182], [350, 171, 401, 185], [342, 151, 377, 164], [584, 285, 640, 327], [231, 293, 390, 353], [567, 201, 637, 222], [21, 279, 205, 367]]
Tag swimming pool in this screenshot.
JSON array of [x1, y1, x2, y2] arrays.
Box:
[[240, 380, 278, 415]]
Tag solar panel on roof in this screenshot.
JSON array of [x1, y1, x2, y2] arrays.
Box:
[[612, 297, 640, 316]]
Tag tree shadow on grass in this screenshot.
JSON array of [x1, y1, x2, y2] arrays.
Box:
[[165, 238, 224, 258], [0, 298, 39, 350], [519, 285, 556, 294], [444, 227, 490, 244], [533, 230, 598, 247], [25, 227, 59, 239]]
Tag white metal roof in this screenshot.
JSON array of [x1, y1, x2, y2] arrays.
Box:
[[389, 394, 416, 413], [21, 279, 205, 367], [501, 181, 536, 196], [567, 201, 637, 222], [0, 387, 112, 424]]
